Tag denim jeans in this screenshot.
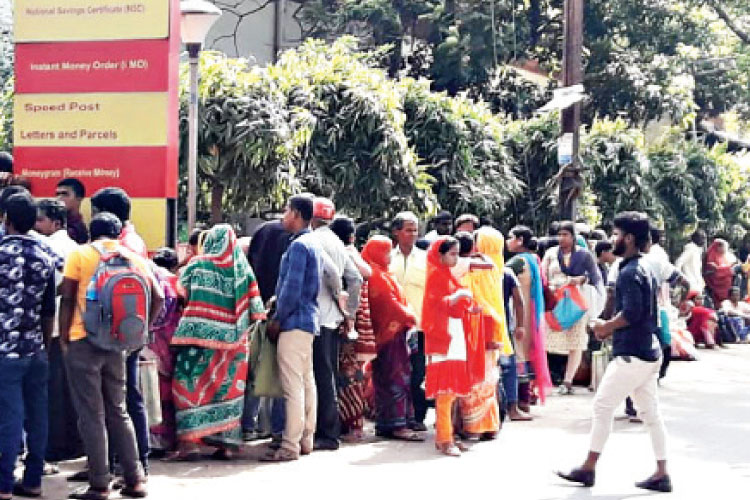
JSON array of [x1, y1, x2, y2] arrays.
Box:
[[0, 352, 49, 494], [241, 395, 263, 432], [271, 398, 285, 436], [126, 349, 150, 471], [499, 354, 519, 404], [243, 397, 285, 436]]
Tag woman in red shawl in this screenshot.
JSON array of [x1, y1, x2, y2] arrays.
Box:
[[704, 238, 738, 306], [686, 293, 719, 348], [422, 237, 483, 456], [360, 236, 423, 441]]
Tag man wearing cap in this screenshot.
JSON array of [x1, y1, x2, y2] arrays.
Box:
[[310, 197, 363, 450]]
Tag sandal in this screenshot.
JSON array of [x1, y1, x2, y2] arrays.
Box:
[[120, 482, 148, 499], [209, 448, 236, 461], [67, 470, 90, 482], [454, 440, 470, 452], [68, 486, 110, 500], [162, 450, 202, 462], [391, 429, 426, 442], [435, 443, 462, 457]]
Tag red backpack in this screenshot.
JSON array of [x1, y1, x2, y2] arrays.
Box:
[[82, 242, 151, 352]]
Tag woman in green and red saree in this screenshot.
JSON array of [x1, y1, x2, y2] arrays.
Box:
[[169, 224, 266, 460]]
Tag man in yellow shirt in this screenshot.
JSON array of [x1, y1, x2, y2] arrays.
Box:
[[388, 211, 428, 430], [59, 212, 163, 500]]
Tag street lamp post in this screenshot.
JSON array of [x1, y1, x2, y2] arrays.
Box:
[[180, 0, 221, 232]]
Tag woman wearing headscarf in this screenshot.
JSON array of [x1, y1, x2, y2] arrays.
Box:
[[458, 227, 513, 438], [542, 221, 604, 395], [169, 224, 266, 460], [704, 238, 738, 307], [360, 236, 422, 441], [423, 237, 483, 456]]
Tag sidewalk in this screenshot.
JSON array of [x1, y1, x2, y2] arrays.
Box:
[[41, 345, 750, 499]]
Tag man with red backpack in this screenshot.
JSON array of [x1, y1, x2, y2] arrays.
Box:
[[87, 189, 150, 481], [60, 212, 164, 500]]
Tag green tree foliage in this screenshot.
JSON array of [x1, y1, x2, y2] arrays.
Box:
[[179, 38, 433, 221], [582, 119, 750, 248], [402, 78, 520, 216], [501, 111, 560, 234], [295, 0, 750, 126], [178, 53, 310, 222]]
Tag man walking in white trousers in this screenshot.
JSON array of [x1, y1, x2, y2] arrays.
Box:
[[557, 211, 672, 493]]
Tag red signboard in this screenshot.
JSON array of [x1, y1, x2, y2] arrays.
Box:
[[13, 146, 178, 198], [13, 0, 182, 248], [15, 40, 171, 94]]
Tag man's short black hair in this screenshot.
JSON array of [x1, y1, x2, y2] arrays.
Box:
[[454, 231, 474, 257], [153, 247, 179, 270], [548, 221, 561, 236], [434, 210, 452, 222], [691, 229, 707, 245], [0, 185, 29, 215], [0, 152, 12, 174], [288, 194, 314, 222], [329, 217, 356, 245], [90, 212, 123, 240], [57, 178, 86, 199], [595, 240, 614, 258], [38, 199, 67, 228], [614, 211, 651, 251], [649, 225, 662, 246], [454, 213, 479, 231], [5, 193, 37, 234], [91, 187, 131, 223], [558, 220, 577, 237]]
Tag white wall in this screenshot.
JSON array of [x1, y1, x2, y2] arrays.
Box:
[[204, 0, 301, 65]]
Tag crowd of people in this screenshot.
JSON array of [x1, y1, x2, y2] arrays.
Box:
[[0, 157, 747, 498]]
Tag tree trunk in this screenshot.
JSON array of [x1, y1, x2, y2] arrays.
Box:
[[210, 182, 224, 225]]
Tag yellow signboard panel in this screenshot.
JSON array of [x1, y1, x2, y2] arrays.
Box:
[[14, 0, 170, 42], [81, 198, 169, 250], [14, 92, 168, 147]]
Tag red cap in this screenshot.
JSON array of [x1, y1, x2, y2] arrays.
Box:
[[313, 197, 335, 220]]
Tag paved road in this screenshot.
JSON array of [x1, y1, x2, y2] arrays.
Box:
[[41, 345, 750, 500]]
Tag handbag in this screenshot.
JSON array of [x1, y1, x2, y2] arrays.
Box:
[[249, 321, 284, 398], [138, 356, 162, 427], [545, 284, 588, 331]]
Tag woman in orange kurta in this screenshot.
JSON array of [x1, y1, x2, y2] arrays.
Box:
[[422, 236, 483, 456], [360, 236, 422, 441]]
